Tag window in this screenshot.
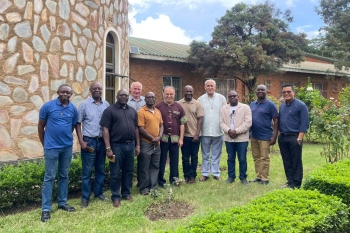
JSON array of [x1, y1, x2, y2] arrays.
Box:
[[105, 33, 115, 104], [333, 83, 338, 92], [264, 80, 271, 90], [210, 79, 236, 98], [313, 83, 327, 97], [163, 77, 182, 101]]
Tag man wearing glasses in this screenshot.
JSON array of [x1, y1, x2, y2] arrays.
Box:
[[249, 85, 279, 185], [278, 84, 309, 189], [219, 90, 252, 185]]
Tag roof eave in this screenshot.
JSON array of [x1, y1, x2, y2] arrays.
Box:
[[280, 67, 350, 77], [130, 54, 188, 63]]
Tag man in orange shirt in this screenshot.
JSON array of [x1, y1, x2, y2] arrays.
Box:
[[138, 92, 164, 195]]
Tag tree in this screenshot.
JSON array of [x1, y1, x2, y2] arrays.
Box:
[[188, 2, 307, 95], [305, 37, 333, 58], [317, 0, 350, 70]]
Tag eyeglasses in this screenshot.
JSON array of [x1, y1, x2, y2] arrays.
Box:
[[228, 95, 238, 98], [145, 96, 155, 99], [282, 91, 292, 94]]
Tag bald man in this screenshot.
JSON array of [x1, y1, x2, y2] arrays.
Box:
[[76, 82, 110, 208]]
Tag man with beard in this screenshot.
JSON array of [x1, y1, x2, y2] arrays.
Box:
[[178, 85, 204, 184], [100, 89, 140, 207], [76, 82, 110, 208], [38, 84, 78, 222], [137, 92, 163, 195]]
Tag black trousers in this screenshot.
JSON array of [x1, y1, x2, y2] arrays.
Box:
[[278, 134, 303, 188], [158, 137, 179, 185]]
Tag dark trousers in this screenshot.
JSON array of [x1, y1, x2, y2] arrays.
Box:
[[158, 137, 179, 185], [181, 136, 200, 179], [138, 141, 160, 194], [109, 141, 135, 201], [225, 141, 248, 180], [278, 135, 303, 188]]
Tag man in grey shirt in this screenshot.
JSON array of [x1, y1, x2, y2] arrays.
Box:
[[198, 79, 227, 181], [76, 82, 110, 208], [127, 81, 146, 111]]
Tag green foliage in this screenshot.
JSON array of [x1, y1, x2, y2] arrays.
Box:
[[303, 159, 350, 206], [188, 2, 307, 92], [317, 0, 350, 70], [0, 156, 110, 210], [173, 189, 350, 233]]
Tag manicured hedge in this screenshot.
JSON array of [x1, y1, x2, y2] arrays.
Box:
[[173, 189, 350, 233], [303, 158, 350, 206], [0, 156, 110, 210]]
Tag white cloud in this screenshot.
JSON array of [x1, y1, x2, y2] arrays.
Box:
[[296, 25, 323, 39], [129, 11, 202, 44]]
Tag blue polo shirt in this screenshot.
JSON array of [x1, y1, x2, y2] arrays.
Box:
[[39, 98, 78, 149], [250, 98, 279, 140], [279, 98, 309, 134]]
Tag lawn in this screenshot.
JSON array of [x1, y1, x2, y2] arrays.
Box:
[[0, 143, 326, 233]]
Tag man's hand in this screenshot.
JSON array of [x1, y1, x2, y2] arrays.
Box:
[[228, 130, 237, 138], [135, 146, 140, 156], [106, 150, 114, 159], [178, 139, 183, 147], [79, 141, 88, 150], [269, 137, 277, 146], [193, 134, 199, 142]]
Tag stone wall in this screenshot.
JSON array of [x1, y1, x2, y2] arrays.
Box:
[[0, 0, 129, 161]]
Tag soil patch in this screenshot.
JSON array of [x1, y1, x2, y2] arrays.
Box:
[[145, 200, 194, 221]]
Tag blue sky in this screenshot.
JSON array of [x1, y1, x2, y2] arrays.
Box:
[[128, 0, 324, 44]]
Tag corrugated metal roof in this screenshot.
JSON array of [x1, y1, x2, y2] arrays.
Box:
[[129, 37, 190, 59]]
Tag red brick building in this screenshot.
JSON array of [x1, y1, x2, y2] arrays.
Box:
[[129, 37, 350, 102]]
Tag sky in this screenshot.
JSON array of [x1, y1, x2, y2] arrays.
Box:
[[128, 0, 324, 45]]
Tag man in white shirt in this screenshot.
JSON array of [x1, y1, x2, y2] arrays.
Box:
[[198, 80, 227, 181]]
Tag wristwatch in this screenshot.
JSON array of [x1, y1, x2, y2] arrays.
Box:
[[297, 139, 302, 142], [105, 147, 112, 152]]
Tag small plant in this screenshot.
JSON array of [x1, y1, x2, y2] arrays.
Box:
[[149, 189, 161, 200]]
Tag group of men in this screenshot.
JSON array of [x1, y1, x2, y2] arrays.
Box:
[[38, 79, 308, 222]]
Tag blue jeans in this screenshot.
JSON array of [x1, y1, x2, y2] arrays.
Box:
[[81, 136, 106, 201], [109, 141, 135, 201], [225, 141, 248, 180], [201, 136, 223, 177], [42, 146, 73, 212], [181, 136, 200, 178]]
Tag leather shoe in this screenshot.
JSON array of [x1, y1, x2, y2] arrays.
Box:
[[188, 177, 196, 184], [240, 179, 250, 185], [225, 177, 235, 184], [123, 196, 133, 202], [213, 176, 222, 181], [58, 204, 76, 212], [250, 178, 261, 182], [141, 192, 149, 196], [96, 194, 109, 202], [41, 211, 50, 222], [199, 176, 209, 182], [259, 180, 269, 185], [185, 177, 189, 184], [113, 200, 121, 207], [81, 200, 89, 208]]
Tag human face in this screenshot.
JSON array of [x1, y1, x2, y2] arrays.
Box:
[[130, 82, 142, 99], [57, 86, 72, 104], [117, 89, 129, 105], [163, 87, 175, 104], [256, 85, 267, 100], [204, 80, 216, 96], [145, 92, 156, 107], [184, 86, 193, 101], [90, 82, 102, 100], [228, 91, 238, 106], [282, 86, 295, 102]]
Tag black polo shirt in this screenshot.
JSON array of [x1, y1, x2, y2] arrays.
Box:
[[100, 102, 137, 143]]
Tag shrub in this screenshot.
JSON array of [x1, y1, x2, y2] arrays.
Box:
[[303, 159, 350, 206], [0, 155, 110, 210], [173, 189, 350, 233]]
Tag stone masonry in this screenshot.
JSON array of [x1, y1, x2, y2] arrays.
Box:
[[0, 0, 129, 161]]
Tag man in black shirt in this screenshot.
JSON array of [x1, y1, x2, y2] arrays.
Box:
[[100, 89, 140, 207]]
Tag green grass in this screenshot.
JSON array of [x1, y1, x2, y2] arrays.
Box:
[[0, 143, 326, 233]]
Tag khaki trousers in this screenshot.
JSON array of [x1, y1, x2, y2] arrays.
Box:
[[251, 138, 270, 181]]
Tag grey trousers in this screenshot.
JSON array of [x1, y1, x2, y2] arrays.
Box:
[[138, 141, 161, 194]]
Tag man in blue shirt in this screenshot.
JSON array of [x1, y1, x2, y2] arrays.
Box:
[[76, 82, 110, 208], [250, 85, 279, 185], [38, 84, 78, 222], [278, 84, 309, 189]]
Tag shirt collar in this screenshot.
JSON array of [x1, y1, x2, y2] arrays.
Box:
[[180, 98, 195, 104], [55, 98, 70, 106], [129, 95, 144, 102], [115, 102, 129, 109]]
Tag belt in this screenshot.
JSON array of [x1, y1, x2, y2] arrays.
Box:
[[280, 133, 298, 136], [116, 141, 133, 144], [84, 135, 103, 140]]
